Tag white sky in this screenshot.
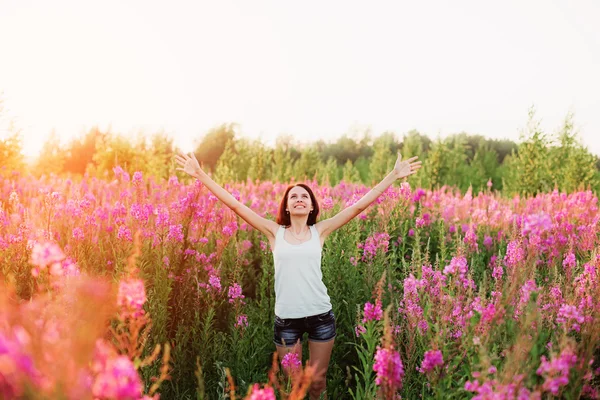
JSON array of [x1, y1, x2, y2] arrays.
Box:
[[0, 0, 599, 158]]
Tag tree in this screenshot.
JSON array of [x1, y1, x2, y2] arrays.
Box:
[[271, 143, 294, 183], [294, 145, 322, 181], [0, 96, 25, 174], [247, 140, 271, 182], [369, 132, 398, 183], [145, 131, 177, 180], [548, 113, 597, 192], [342, 159, 361, 183], [63, 127, 106, 175], [504, 108, 552, 196], [194, 123, 237, 172], [33, 130, 65, 176]]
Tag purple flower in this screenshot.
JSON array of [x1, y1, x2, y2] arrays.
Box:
[[322, 196, 334, 210], [363, 301, 383, 323], [167, 224, 184, 242], [208, 275, 222, 292], [235, 314, 248, 329], [117, 279, 147, 318], [418, 350, 444, 374], [281, 352, 302, 372], [228, 283, 245, 304], [373, 347, 404, 389], [248, 384, 276, 400]]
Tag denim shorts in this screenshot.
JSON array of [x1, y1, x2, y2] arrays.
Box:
[[273, 309, 336, 347]]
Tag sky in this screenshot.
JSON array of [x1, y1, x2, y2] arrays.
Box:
[[0, 0, 599, 159]]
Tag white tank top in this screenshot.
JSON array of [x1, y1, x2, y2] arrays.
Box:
[[272, 225, 332, 318]]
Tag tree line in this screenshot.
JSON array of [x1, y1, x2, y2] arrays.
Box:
[[1, 106, 598, 195]]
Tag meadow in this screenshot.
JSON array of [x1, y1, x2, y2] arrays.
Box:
[[1, 169, 600, 399]]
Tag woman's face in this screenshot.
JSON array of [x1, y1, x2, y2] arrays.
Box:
[[286, 186, 313, 217]]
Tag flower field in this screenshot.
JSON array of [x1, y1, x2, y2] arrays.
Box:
[[1, 169, 600, 399]]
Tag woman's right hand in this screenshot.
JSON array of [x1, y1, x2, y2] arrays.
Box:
[[175, 152, 203, 178]]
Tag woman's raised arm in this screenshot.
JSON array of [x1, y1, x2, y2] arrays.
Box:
[[316, 153, 422, 239], [175, 152, 279, 239]]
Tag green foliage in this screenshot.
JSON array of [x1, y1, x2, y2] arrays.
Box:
[[0, 97, 25, 174], [194, 123, 237, 172], [32, 130, 65, 177], [342, 159, 361, 183], [369, 133, 398, 183], [293, 145, 322, 181], [271, 144, 294, 183], [547, 113, 598, 192], [63, 127, 106, 175], [504, 108, 553, 196]]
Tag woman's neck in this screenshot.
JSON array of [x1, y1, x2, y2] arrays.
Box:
[[288, 217, 309, 233]]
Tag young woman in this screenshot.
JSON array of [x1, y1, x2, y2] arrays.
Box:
[[175, 151, 421, 399]]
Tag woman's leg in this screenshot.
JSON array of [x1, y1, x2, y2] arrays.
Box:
[[307, 338, 334, 400]]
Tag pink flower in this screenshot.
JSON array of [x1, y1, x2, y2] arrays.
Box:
[[117, 225, 133, 242], [363, 301, 383, 323], [483, 235, 493, 250], [222, 221, 238, 237], [248, 384, 276, 400], [281, 352, 302, 372], [167, 224, 184, 242], [355, 324, 366, 337], [322, 196, 334, 210], [92, 355, 144, 399], [504, 240, 524, 270], [373, 347, 404, 389], [72, 227, 85, 241], [536, 348, 578, 395], [228, 283, 245, 304], [30, 241, 65, 268], [117, 279, 147, 318], [418, 350, 444, 374], [235, 314, 249, 329], [556, 304, 585, 332], [208, 275, 222, 292], [132, 171, 143, 185]]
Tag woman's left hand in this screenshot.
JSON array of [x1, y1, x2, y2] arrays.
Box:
[[393, 152, 422, 180]]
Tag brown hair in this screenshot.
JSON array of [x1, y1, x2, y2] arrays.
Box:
[[276, 183, 320, 226]]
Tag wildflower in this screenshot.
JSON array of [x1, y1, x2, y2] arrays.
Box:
[[504, 240, 524, 270], [260, 241, 268, 252], [363, 301, 383, 323], [514, 280, 539, 319], [536, 348, 578, 396], [235, 314, 249, 329], [322, 196, 334, 210], [117, 279, 147, 318], [72, 227, 85, 241], [373, 347, 404, 389], [167, 224, 184, 242], [248, 384, 276, 400], [132, 171, 143, 185], [556, 304, 585, 332], [222, 221, 237, 237], [228, 283, 245, 304], [281, 352, 302, 373], [30, 241, 65, 268], [208, 275, 222, 292], [355, 324, 366, 337], [92, 355, 144, 399], [117, 225, 133, 242], [483, 235, 493, 250], [418, 350, 444, 374], [562, 252, 576, 272]]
